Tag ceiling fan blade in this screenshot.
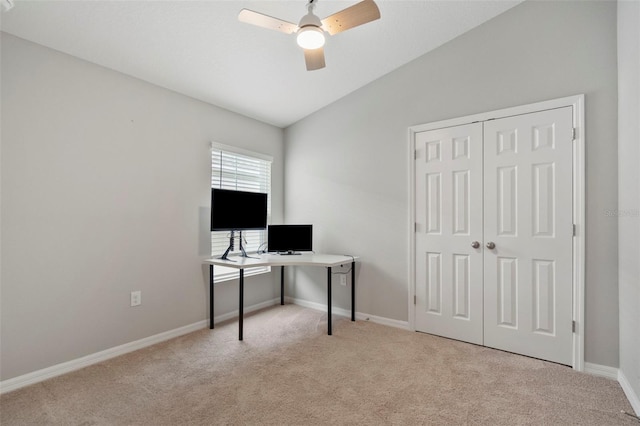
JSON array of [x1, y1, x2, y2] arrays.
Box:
[[238, 9, 298, 34], [304, 47, 326, 71], [321, 0, 380, 36]]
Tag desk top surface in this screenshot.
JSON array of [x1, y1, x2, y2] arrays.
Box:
[[203, 253, 357, 268]]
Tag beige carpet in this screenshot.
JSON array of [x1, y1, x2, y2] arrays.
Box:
[[1, 304, 637, 425]]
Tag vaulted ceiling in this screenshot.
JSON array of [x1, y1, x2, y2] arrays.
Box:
[[1, 1, 523, 127]]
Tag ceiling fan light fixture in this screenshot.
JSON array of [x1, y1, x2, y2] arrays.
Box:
[[296, 26, 325, 50], [239, 0, 381, 70]]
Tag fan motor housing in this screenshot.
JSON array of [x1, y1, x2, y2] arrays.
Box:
[[298, 12, 322, 29]]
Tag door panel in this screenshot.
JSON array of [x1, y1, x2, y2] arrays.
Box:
[[414, 108, 573, 365], [415, 123, 484, 345], [483, 107, 573, 365]]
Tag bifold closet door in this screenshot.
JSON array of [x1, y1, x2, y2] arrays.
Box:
[[483, 107, 574, 365], [414, 123, 484, 345]]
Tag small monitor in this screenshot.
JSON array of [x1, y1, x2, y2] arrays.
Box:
[[211, 188, 267, 231], [268, 225, 313, 254]]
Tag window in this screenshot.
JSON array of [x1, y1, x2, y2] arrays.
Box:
[[211, 142, 272, 282]]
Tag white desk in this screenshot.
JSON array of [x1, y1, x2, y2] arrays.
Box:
[[203, 254, 357, 340]]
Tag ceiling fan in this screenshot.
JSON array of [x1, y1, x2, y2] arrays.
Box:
[[238, 0, 380, 71]]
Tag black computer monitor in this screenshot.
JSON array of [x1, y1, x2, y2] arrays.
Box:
[[267, 225, 313, 255], [210, 188, 267, 231]]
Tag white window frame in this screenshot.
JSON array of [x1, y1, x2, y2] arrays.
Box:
[[211, 142, 272, 283]]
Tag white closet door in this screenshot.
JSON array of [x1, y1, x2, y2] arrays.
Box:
[[415, 123, 484, 345], [483, 107, 574, 365]]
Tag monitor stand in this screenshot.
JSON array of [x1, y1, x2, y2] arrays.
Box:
[[277, 251, 301, 256], [220, 231, 258, 261]]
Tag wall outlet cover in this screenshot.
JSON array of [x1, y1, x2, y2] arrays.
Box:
[[130, 291, 142, 307]]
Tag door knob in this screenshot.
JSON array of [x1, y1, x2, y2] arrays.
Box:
[[486, 242, 496, 250], [471, 241, 480, 249]]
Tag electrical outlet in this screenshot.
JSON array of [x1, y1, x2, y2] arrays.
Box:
[[130, 291, 142, 307], [340, 274, 347, 286]]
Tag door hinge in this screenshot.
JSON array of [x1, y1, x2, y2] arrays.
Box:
[[572, 224, 576, 237], [415, 222, 417, 232], [572, 320, 576, 333], [414, 150, 418, 160], [572, 127, 577, 141], [414, 295, 417, 305]]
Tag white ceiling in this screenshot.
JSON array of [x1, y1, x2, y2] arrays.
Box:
[[0, 0, 523, 128]]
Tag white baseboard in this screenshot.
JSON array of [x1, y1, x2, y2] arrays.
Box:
[[8, 297, 634, 416], [285, 296, 410, 330], [618, 369, 640, 416], [584, 362, 619, 380], [584, 362, 640, 416], [355, 312, 410, 330], [0, 298, 280, 394], [0, 320, 206, 394]]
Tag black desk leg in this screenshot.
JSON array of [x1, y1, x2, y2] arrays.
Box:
[[281, 266, 285, 305], [327, 267, 332, 336], [239, 269, 244, 341], [209, 265, 214, 329], [351, 261, 355, 321]]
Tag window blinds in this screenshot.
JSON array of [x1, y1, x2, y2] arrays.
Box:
[[211, 143, 272, 282]]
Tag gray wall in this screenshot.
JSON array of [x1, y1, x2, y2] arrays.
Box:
[[284, 0, 619, 367], [0, 34, 284, 380], [617, 0, 640, 405]]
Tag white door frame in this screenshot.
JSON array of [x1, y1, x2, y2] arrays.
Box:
[[408, 95, 586, 371]]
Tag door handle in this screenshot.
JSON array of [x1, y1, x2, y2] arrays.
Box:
[[486, 242, 496, 250], [471, 241, 480, 249]]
